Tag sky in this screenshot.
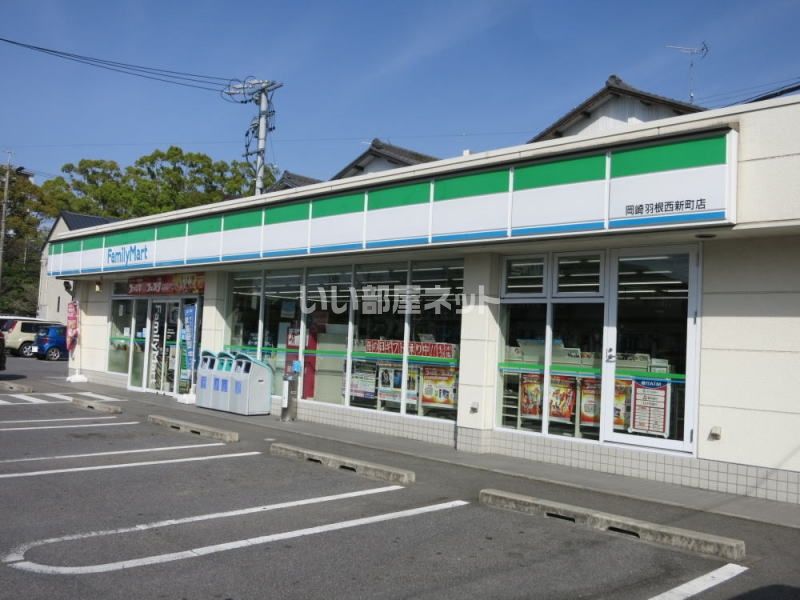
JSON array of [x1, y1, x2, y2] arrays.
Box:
[[2, 0, 799, 184]]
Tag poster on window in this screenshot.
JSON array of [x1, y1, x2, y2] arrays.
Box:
[[180, 303, 196, 383], [350, 361, 377, 401], [377, 361, 403, 405], [630, 378, 671, 437], [421, 366, 457, 407], [66, 300, 79, 354], [549, 375, 576, 423], [614, 379, 632, 430], [520, 373, 543, 417], [579, 377, 601, 426]]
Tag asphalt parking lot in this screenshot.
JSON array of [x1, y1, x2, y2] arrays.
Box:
[[1, 357, 798, 599]]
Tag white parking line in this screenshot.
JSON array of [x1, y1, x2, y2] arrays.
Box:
[[0, 417, 117, 425], [43, 393, 75, 401], [0, 421, 139, 432], [6, 498, 466, 574], [4, 485, 404, 563], [8, 394, 48, 404], [0, 442, 226, 464], [0, 451, 261, 479], [648, 563, 749, 600], [0, 399, 10, 405], [77, 392, 125, 402]]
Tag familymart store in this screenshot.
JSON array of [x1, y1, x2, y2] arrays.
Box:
[[50, 96, 800, 504]]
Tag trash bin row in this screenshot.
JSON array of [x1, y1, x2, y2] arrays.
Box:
[[197, 351, 273, 415]]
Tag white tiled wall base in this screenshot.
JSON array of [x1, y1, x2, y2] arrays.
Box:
[[69, 368, 127, 388], [297, 399, 456, 446], [472, 428, 800, 505]]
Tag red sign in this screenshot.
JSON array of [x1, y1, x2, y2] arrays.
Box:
[[365, 339, 456, 359], [66, 300, 79, 353], [127, 273, 205, 296]]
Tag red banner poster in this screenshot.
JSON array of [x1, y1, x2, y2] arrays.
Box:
[[127, 273, 205, 296], [66, 300, 79, 353]]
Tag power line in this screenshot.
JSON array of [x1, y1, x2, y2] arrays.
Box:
[[0, 36, 234, 92]]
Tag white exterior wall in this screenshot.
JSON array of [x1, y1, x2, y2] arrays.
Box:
[[38, 219, 71, 323], [200, 271, 228, 352], [736, 100, 800, 224], [562, 96, 681, 138], [699, 237, 800, 471]]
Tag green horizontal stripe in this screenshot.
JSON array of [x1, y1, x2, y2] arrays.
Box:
[[266, 202, 308, 225], [313, 193, 364, 218], [63, 240, 82, 253], [82, 236, 104, 251], [157, 222, 186, 240], [304, 349, 348, 357], [616, 369, 685, 381], [188, 216, 222, 235], [224, 209, 263, 231], [498, 362, 544, 371], [551, 365, 602, 375], [514, 154, 605, 191], [351, 352, 404, 361], [106, 228, 155, 247], [434, 169, 508, 202], [407, 356, 458, 365], [369, 182, 429, 210], [611, 135, 726, 178]]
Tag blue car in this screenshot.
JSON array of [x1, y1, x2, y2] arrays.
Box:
[[33, 325, 68, 361]]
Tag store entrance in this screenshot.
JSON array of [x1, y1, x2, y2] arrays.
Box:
[[126, 296, 202, 397]]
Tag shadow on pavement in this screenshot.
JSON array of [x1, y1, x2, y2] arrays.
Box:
[[730, 586, 800, 599]]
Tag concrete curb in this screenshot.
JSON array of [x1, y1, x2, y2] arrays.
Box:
[[147, 415, 239, 442], [479, 488, 746, 560], [71, 397, 122, 414], [270, 443, 415, 484], [0, 381, 34, 393]]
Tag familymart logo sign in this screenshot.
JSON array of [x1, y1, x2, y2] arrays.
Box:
[[106, 244, 152, 268]]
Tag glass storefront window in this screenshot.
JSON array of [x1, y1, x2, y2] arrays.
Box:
[[613, 254, 689, 441], [108, 299, 132, 373], [227, 272, 263, 357], [408, 260, 463, 419], [350, 263, 408, 411], [262, 269, 303, 397], [499, 304, 546, 432], [555, 254, 602, 295], [549, 303, 604, 440], [303, 267, 352, 404], [504, 257, 545, 296]]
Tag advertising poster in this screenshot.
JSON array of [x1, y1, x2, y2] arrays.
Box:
[[579, 377, 601, 426], [405, 366, 420, 404], [520, 373, 543, 417], [66, 300, 79, 354], [148, 303, 164, 389], [127, 273, 205, 296], [614, 379, 632, 430], [549, 375, 576, 423], [630, 379, 671, 437], [180, 303, 196, 383], [377, 360, 403, 405], [350, 361, 377, 400], [421, 366, 457, 407]]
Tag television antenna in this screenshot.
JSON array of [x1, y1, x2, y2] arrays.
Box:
[[666, 42, 709, 104]]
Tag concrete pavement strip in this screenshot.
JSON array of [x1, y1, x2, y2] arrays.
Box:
[[479, 488, 746, 560], [0, 381, 34, 393], [270, 442, 416, 485], [71, 397, 123, 414], [147, 415, 239, 442]]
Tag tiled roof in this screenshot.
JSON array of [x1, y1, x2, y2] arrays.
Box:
[[528, 75, 705, 143], [60, 211, 120, 231], [266, 170, 322, 192], [331, 138, 439, 180]]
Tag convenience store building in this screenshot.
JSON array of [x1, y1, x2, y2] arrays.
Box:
[[49, 94, 800, 504]]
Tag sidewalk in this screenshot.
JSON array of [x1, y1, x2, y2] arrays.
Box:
[[70, 380, 800, 531]]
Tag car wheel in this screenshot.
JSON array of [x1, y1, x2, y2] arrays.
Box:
[[46, 347, 61, 361], [19, 342, 33, 358]]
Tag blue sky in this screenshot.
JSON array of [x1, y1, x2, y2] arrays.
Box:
[[2, 0, 799, 184]]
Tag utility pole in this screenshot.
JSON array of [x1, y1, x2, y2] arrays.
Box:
[[0, 151, 11, 293], [223, 79, 282, 195]]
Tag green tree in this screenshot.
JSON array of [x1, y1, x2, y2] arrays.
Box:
[[0, 170, 45, 315], [39, 147, 260, 220]]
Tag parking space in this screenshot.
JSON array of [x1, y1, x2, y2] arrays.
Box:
[[0, 397, 753, 599]]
